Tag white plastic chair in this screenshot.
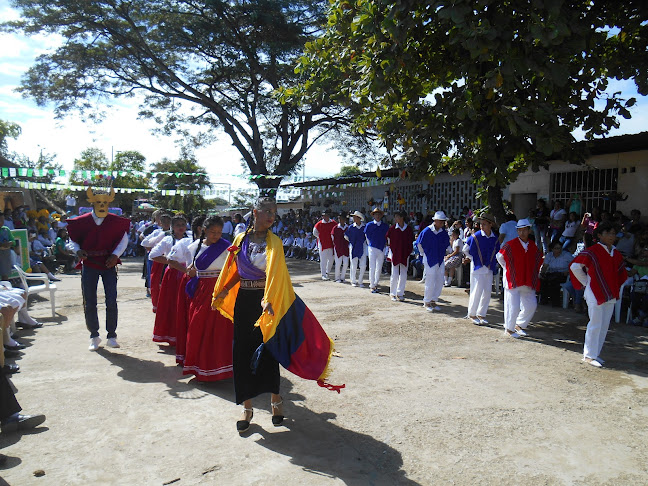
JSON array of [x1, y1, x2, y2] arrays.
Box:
[[13, 264, 57, 317]]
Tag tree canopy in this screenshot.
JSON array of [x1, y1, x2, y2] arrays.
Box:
[[4, 0, 358, 192], [295, 0, 647, 220], [0, 119, 21, 157], [152, 152, 212, 214]]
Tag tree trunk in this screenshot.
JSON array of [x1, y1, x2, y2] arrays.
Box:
[[487, 185, 507, 226], [34, 190, 66, 214], [254, 177, 282, 198]]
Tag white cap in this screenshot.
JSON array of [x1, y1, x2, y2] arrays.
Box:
[[516, 218, 532, 228], [433, 211, 448, 221]]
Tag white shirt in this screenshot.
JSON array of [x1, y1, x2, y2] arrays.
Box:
[[187, 239, 228, 271], [234, 222, 246, 236], [68, 211, 129, 257], [150, 235, 187, 260], [142, 228, 167, 249], [167, 238, 194, 267]]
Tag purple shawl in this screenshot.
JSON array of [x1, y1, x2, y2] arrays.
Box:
[[237, 236, 266, 280], [185, 238, 230, 298]]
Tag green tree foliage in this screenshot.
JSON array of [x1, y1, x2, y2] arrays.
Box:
[[0, 119, 21, 157], [151, 152, 212, 214], [296, 0, 647, 221], [111, 150, 151, 212], [336, 165, 362, 177], [4, 0, 357, 192], [69, 147, 110, 185]]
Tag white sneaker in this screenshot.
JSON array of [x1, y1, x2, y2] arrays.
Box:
[[89, 337, 102, 351], [504, 331, 520, 339], [515, 327, 528, 337], [321, 276, 330, 281], [478, 317, 489, 324], [106, 338, 120, 348], [582, 357, 602, 367], [391, 295, 398, 302], [351, 282, 358, 287], [466, 315, 481, 325]]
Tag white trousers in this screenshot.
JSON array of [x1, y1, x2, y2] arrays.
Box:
[[390, 263, 408, 297], [319, 247, 334, 278], [583, 294, 615, 360], [423, 262, 445, 303], [334, 254, 349, 281], [367, 246, 385, 288], [503, 285, 537, 332], [350, 254, 367, 286], [467, 267, 494, 317]]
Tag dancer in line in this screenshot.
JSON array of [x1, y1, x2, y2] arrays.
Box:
[[183, 216, 233, 381]]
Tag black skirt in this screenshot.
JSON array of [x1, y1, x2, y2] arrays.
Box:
[[233, 288, 280, 404]]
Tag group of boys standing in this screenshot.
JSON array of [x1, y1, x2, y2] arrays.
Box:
[[310, 208, 626, 368]]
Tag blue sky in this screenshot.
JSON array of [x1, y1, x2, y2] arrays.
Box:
[[1, 1, 646, 189]]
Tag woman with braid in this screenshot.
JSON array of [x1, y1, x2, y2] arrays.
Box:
[[213, 197, 339, 434], [166, 215, 205, 365], [149, 214, 189, 346], [182, 216, 233, 381]]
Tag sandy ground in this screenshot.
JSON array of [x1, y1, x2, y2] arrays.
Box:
[[0, 257, 647, 486]]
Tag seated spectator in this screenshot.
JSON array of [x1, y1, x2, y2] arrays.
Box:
[[616, 224, 636, 258], [52, 228, 76, 272], [28, 231, 59, 282], [304, 232, 318, 261], [628, 246, 648, 326], [540, 241, 573, 306], [444, 228, 463, 287], [37, 228, 53, 247], [549, 200, 567, 242], [3, 209, 14, 230], [282, 231, 295, 255], [560, 212, 580, 251]]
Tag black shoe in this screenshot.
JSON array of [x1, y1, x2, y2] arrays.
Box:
[[236, 409, 253, 433], [4, 349, 20, 359], [4, 343, 26, 351], [271, 399, 284, 426], [2, 363, 19, 374], [1, 413, 46, 433], [16, 321, 43, 329]]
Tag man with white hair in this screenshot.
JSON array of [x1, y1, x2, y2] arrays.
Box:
[[496, 219, 543, 338], [345, 211, 368, 287], [416, 211, 450, 312]]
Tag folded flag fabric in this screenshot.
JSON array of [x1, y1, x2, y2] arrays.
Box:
[[213, 231, 344, 392]]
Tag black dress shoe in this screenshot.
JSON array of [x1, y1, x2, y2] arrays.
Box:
[[4, 342, 26, 351], [1, 413, 46, 433], [2, 363, 19, 374], [16, 321, 43, 329], [4, 349, 20, 359]]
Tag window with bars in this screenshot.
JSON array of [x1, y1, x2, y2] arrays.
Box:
[[550, 168, 618, 214]]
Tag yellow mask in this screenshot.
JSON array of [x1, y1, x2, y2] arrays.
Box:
[[86, 187, 115, 218]]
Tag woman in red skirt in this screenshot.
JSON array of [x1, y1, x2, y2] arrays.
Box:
[[183, 216, 233, 381], [166, 215, 205, 365], [150, 214, 188, 346]]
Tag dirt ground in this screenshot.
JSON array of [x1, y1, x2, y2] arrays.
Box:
[[0, 257, 647, 486]]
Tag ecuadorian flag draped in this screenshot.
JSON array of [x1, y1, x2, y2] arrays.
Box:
[[212, 232, 343, 391]]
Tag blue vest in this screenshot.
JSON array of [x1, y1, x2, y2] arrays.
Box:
[[416, 226, 449, 267], [364, 221, 389, 250], [466, 231, 500, 272], [345, 224, 367, 258]]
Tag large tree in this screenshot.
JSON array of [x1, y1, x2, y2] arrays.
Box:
[[4, 0, 356, 193], [295, 0, 647, 221], [151, 153, 213, 214]]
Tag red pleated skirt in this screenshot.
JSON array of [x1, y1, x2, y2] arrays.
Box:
[[183, 277, 234, 381], [175, 273, 191, 364], [150, 261, 165, 313], [152, 267, 183, 345]]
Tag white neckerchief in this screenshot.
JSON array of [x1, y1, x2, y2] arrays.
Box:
[[518, 237, 530, 251]]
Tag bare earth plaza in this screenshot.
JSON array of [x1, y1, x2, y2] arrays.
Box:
[[0, 257, 646, 485]]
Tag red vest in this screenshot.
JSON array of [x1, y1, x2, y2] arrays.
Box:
[[331, 225, 350, 257], [67, 213, 130, 270], [387, 224, 414, 266], [499, 238, 543, 291], [570, 243, 627, 305], [314, 220, 337, 250]]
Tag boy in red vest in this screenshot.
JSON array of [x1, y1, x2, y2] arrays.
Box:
[[67, 187, 130, 351], [312, 209, 337, 280], [496, 219, 543, 338], [387, 210, 414, 302], [569, 221, 627, 367], [331, 213, 350, 283]]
